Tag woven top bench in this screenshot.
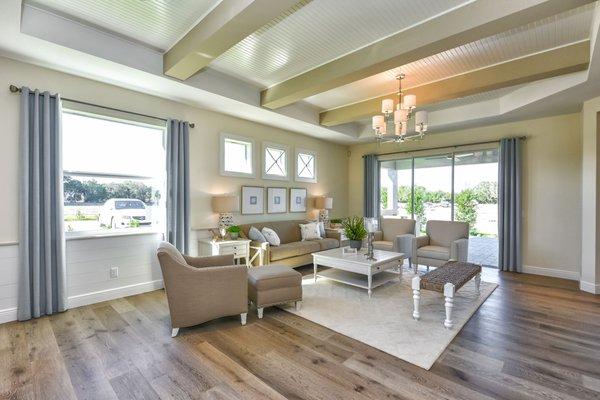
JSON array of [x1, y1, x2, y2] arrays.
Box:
[[419, 261, 481, 292], [412, 261, 482, 329]]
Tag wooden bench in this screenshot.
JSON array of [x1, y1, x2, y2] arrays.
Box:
[[412, 261, 481, 329]]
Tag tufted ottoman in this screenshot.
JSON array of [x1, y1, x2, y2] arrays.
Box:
[[247, 265, 303, 318]]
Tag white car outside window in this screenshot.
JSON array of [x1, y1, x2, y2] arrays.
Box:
[[99, 198, 152, 229]]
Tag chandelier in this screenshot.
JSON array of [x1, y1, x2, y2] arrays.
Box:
[[371, 74, 428, 143]]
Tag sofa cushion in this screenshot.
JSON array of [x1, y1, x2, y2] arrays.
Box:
[[417, 245, 450, 260], [300, 222, 321, 241], [317, 238, 339, 251], [239, 220, 306, 244], [248, 265, 302, 290], [248, 226, 267, 242], [270, 241, 321, 261], [373, 240, 393, 251], [262, 227, 281, 246]]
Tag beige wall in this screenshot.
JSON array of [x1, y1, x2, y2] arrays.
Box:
[[0, 56, 349, 243], [348, 114, 582, 274]]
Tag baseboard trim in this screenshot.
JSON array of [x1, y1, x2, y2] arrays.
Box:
[[522, 265, 579, 281], [580, 280, 600, 294], [68, 279, 164, 309], [0, 308, 17, 324]]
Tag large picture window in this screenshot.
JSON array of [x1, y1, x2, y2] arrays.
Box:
[[62, 110, 166, 235]]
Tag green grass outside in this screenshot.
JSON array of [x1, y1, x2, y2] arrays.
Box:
[[64, 214, 98, 222]]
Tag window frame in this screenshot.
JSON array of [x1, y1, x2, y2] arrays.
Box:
[[262, 141, 290, 181], [219, 132, 256, 178], [61, 107, 167, 239], [295, 148, 317, 183]]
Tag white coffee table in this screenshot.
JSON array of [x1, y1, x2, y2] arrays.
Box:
[[312, 248, 405, 298]]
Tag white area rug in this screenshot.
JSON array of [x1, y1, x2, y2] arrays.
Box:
[[281, 270, 497, 369]]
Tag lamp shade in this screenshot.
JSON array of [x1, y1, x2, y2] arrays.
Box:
[[372, 115, 385, 129], [394, 108, 408, 124], [381, 98, 394, 114], [415, 110, 428, 132], [211, 195, 239, 213], [404, 94, 416, 108], [314, 196, 333, 209]]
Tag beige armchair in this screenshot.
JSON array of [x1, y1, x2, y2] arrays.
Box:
[[373, 217, 416, 261], [156, 242, 248, 337], [411, 220, 469, 273]]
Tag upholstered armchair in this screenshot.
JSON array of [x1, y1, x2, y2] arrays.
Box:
[[411, 220, 469, 273], [372, 217, 416, 261], [156, 242, 248, 337]]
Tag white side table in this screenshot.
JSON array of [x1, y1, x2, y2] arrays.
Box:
[[198, 239, 251, 267]]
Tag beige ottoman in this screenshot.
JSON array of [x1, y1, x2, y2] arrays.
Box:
[[248, 265, 303, 318]]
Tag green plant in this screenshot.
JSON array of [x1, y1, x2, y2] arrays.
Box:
[[227, 225, 241, 234], [380, 187, 388, 209], [342, 216, 367, 241], [455, 189, 478, 235], [407, 186, 426, 224], [330, 218, 343, 224], [129, 219, 141, 228]]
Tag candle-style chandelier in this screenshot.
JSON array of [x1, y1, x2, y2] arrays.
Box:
[[371, 74, 429, 143]]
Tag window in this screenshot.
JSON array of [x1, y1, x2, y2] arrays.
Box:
[[263, 142, 289, 180], [220, 133, 254, 177], [379, 148, 499, 267], [295, 148, 317, 183], [62, 110, 166, 235]]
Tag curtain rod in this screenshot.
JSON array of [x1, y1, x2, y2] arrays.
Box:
[[362, 136, 526, 158], [9, 84, 195, 128]]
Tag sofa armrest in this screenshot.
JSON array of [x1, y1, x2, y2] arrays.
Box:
[[373, 231, 383, 241], [325, 228, 341, 241], [450, 238, 469, 262], [395, 234, 415, 257], [183, 254, 234, 268]]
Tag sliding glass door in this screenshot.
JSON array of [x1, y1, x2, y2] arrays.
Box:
[[379, 148, 499, 267], [413, 154, 452, 233]]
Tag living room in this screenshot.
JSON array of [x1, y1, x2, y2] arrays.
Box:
[[1, 1, 599, 399]]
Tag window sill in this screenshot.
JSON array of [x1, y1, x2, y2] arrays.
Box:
[[65, 228, 164, 241]]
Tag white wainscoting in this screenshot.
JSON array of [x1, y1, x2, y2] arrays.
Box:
[[521, 265, 580, 281], [0, 232, 164, 324]]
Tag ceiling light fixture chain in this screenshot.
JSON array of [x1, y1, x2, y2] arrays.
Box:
[[371, 73, 428, 144]]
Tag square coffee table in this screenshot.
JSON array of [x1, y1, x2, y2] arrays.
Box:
[[312, 248, 405, 298]]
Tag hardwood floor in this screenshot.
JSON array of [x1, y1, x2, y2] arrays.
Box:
[[1, 267, 599, 399]]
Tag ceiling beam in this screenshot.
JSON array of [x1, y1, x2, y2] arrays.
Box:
[[261, 0, 595, 109], [164, 0, 303, 80], [319, 41, 590, 126]]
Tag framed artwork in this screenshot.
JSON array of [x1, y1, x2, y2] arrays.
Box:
[[289, 187, 307, 213], [241, 186, 264, 215], [267, 187, 287, 214]]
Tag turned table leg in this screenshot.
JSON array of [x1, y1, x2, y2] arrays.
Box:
[[412, 276, 421, 320], [444, 283, 455, 329]]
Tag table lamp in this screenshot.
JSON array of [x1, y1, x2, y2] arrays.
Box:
[[211, 195, 239, 238], [364, 217, 379, 260], [314, 196, 333, 226]]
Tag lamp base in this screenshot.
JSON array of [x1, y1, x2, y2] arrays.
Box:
[[318, 209, 330, 227], [218, 213, 234, 238]]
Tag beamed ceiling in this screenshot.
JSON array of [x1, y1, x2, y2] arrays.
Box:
[[4, 0, 600, 143]]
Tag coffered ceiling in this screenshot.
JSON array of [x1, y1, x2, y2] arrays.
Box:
[[3, 0, 600, 143]]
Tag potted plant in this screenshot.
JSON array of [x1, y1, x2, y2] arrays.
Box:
[[342, 216, 367, 250], [227, 225, 241, 240], [330, 218, 343, 229]]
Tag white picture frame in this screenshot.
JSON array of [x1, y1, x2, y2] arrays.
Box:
[[289, 187, 307, 213], [267, 187, 287, 214], [241, 186, 264, 215]]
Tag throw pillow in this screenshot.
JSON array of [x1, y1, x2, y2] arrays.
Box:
[[318, 221, 325, 237], [300, 222, 322, 241], [248, 226, 267, 242], [261, 227, 281, 246]]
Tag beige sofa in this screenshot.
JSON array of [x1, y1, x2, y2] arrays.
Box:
[[239, 220, 340, 267], [156, 242, 248, 337]]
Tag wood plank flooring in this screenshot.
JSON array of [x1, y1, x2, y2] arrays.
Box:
[[1, 266, 599, 399]]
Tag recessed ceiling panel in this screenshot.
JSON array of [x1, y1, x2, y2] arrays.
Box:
[[210, 0, 470, 87], [25, 0, 221, 51], [307, 3, 594, 111]]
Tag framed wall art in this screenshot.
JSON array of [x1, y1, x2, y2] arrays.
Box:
[[241, 186, 264, 215], [267, 187, 287, 214], [289, 187, 307, 213]]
